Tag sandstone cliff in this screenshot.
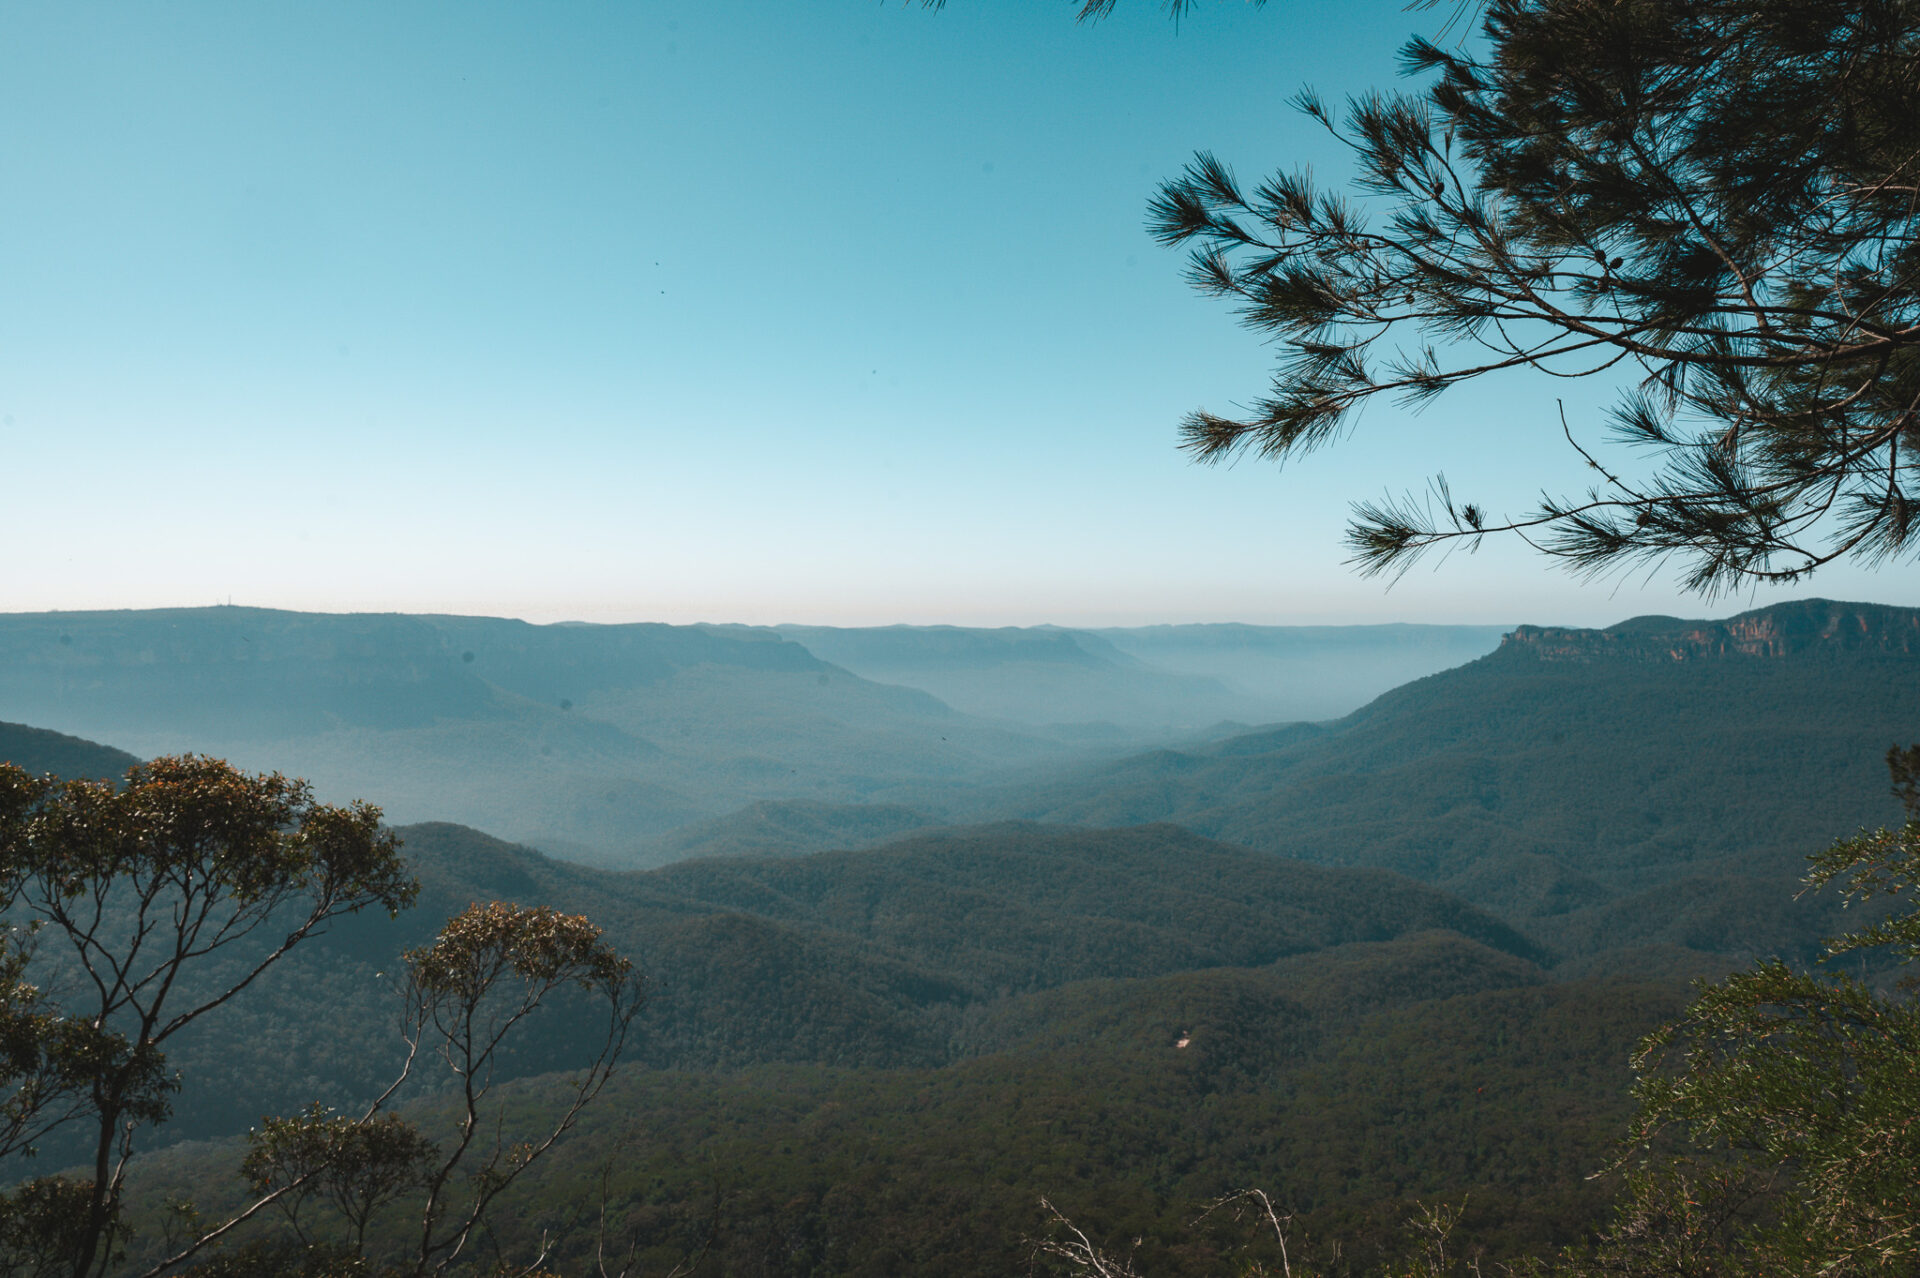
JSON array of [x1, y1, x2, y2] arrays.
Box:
[[1497, 599, 1920, 664]]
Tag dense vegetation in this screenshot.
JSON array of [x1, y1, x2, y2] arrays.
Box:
[[633, 801, 938, 865], [0, 724, 1692, 1274], [1550, 750, 1920, 1277], [1017, 602, 1920, 940], [5, 599, 1917, 1275], [94, 818, 1539, 1148], [118, 933, 1682, 1277]]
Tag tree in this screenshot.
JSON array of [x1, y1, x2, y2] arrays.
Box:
[[0, 755, 416, 1277], [1565, 746, 1920, 1277], [1147, 0, 1920, 591], [1021, 750, 1920, 1273], [0, 756, 643, 1278], [233, 902, 643, 1277]]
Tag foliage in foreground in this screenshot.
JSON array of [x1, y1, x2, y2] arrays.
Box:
[[1152, 0, 1920, 590], [1568, 746, 1920, 1277], [0, 756, 641, 1278]]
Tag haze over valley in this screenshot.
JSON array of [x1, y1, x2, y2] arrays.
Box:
[[4, 598, 1916, 1272], [0, 607, 1508, 866]]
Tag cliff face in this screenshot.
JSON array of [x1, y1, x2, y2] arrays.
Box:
[[1497, 599, 1920, 664]]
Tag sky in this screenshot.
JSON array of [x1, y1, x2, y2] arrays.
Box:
[[3, 0, 1914, 629]]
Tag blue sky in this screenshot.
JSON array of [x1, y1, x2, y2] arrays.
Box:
[[3, 0, 1913, 628]]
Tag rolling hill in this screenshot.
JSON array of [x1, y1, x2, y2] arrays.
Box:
[[1008, 600, 1920, 956], [46, 814, 1547, 1153], [119, 925, 1681, 1278], [0, 719, 140, 782], [2, 717, 1770, 1274], [628, 798, 942, 862]]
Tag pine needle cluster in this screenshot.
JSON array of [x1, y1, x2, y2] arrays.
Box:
[[1150, 0, 1920, 591]]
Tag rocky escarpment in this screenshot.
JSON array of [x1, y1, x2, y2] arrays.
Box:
[[1496, 599, 1920, 664]]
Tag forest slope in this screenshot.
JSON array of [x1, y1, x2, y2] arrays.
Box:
[[1013, 600, 1920, 946], [0, 719, 140, 781], [9, 724, 1697, 1273], [122, 933, 1680, 1277], [63, 818, 1543, 1149]]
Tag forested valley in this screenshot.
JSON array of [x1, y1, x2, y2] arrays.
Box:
[[4, 599, 1917, 1275], [10, 0, 1920, 1269]]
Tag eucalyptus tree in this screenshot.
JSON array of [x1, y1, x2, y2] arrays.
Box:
[[1567, 747, 1920, 1277], [0, 757, 642, 1278], [230, 902, 643, 1278], [0, 756, 416, 1277]]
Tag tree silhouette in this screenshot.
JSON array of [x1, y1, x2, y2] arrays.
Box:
[[1148, 0, 1920, 591]]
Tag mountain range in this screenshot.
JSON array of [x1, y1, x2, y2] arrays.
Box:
[[1008, 600, 1920, 961], [0, 607, 1508, 865], [0, 608, 1056, 863], [5, 598, 1917, 1274]]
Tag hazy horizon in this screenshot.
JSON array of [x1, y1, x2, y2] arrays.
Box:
[[0, 595, 1897, 632]]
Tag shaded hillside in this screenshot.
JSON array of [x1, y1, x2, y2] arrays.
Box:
[[1014, 600, 1920, 950], [0, 720, 140, 781], [122, 935, 1681, 1278], [0, 607, 1084, 863], [624, 822, 1543, 988], [131, 819, 1542, 1144], [630, 799, 939, 864], [38, 766, 1691, 1275]]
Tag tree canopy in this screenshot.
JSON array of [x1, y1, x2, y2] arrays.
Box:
[[1557, 747, 1920, 1277], [0, 757, 641, 1278], [1149, 0, 1920, 591], [0, 756, 415, 1277]]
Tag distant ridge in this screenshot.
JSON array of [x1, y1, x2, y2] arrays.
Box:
[[766, 620, 1509, 733], [1500, 599, 1920, 664], [0, 721, 140, 782], [1008, 598, 1920, 956], [0, 606, 1061, 859]]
